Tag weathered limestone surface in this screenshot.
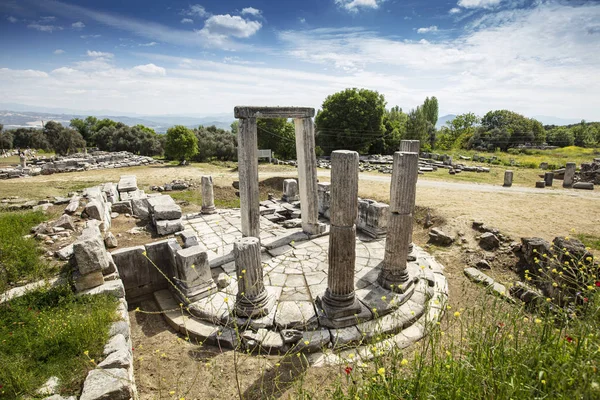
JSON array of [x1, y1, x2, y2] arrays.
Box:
[[504, 170, 513, 187], [294, 117, 323, 235], [282, 179, 299, 202], [174, 245, 216, 303], [148, 196, 182, 221], [73, 225, 110, 275], [234, 106, 314, 119], [399, 140, 420, 153], [389, 152, 419, 214], [544, 172, 554, 187], [238, 117, 260, 237], [563, 162, 576, 188], [201, 175, 217, 214], [79, 368, 132, 400], [117, 175, 137, 193], [155, 219, 183, 235], [234, 237, 273, 317]]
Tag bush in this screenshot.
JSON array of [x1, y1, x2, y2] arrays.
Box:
[[164, 125, 198, 162], [193, 125, 237, 162]]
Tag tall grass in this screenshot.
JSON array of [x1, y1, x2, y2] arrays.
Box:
[[0, 211, 50, 292], [0, 284, 118, 399]]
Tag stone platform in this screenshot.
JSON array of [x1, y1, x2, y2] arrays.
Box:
[[154, 211, 448, 365]]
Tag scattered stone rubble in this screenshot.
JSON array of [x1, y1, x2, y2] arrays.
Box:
[[0, 151, 159, 179]]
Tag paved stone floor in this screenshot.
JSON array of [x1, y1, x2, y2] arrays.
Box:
[[155, 209, 448, 365]]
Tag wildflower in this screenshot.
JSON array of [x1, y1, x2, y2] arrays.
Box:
[[345, 366, 353, 375], [401, 358, 408, 366], [411, 311, 415, 316], [84, 350, 89, 356], [596, 281, 600, 287], [304, 340, 310, 345], [497, 322, 505, 329], [377, 367, 385, 377], [552, 268, 557, 273], [142, 251, 147, 256], [135, 307, 140, 312], [224, 297, 229, 303], [275, 363, 280, 367], [541, 380, 546, 385], [381, 296, 387, 301], [523, 317, 529, 322], [169, 391, 175, 395], [446, 350, 451, 357], [420, 265, 426, 270], [565, 335, 573, 343], [191, 264, 195, 269], [242, 269, 246, 274], [584, 298, 589, 303], [535, 318, 542, 324], [546, 298, 551, 302], [454, 311, 460, 317], [348, 353, 355, 359], [552, 282, 558, 287], [446, 305, 452, 310], [508, 334, 514, 340]]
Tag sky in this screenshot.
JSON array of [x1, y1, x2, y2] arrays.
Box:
[[0, 0, 599, 120]]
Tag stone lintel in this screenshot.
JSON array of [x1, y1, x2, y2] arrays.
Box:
[[234, 106, 315, 119]]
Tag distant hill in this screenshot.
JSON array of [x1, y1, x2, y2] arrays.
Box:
[[0, 109, 235, 133], [436, 114, 456, 129]]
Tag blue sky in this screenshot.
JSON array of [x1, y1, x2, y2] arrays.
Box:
[[1, 0, 599, 119]]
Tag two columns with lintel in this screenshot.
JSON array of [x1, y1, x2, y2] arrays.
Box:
[[235, 106, 323, 238]]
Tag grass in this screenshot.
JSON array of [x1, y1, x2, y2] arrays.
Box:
[[0, 284, 118, 399], [577, 234, 600, 251], [0, 211, 55, 292]]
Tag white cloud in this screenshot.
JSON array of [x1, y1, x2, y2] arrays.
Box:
[[241, 7, 262, 17], [72, 21, 85, 29], [449, 7, 462, 14], [299, 17, 306, 23], [132, 63, 166, 76], [335, 0, 381, 13], [80, 34, 101, 39], [417, 25, 438, 33], [183, 4, 208, 17], [181, 18, 194, 24], [27, 23, 63, 32], [87, 50, 114, 58], [200, 14, 262, 38], [40, 16, 56, 22], [7, 16, 17, 23], [51, 67, 78, 75], [0, 68, 49, 79], [139, 42, 158, 47], [54, 49, 65, 55], [457, 0, 502, 9]]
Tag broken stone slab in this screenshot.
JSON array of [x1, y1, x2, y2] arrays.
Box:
[[53, 214, 76, 231], [475, 259, 491, 270], [573, 182, 594, 190], [330, 326, 362, 349], [79, 368, 133, 400], [42, 395, 76, 400], [156, 218, 184, 235], [148, 195, 182, 220], [111, 201, 132, 214], [36, 376, 60, 396], [104, 232, 118, 248], [64, 201, 79, 214], [103, 333, 130, 356], [55, 244, 74, 260], [428, 228, 454, 246], [73, 225, 110, 274], [274, 300, 319, 330], [77, 279, 125, 298], [464, 267, 514, 302], [131, 197, 150, 219], [282, 218, 302, 229], [84, 199, 105, 221], [261, 230, 308, 250], [73, 270, 105, 291], [117, 175, 138, 193], [479, 232, 500, 250], [97, 349, 132, 369], [510, 281, 544, 305]]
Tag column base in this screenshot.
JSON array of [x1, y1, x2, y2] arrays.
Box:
[[235, 289, 275, 318], [407, 243, 417, 261], [304, 222, 327, 237], [201, 206, 217, 215], [174, 280, 218, 304], [316, 292, 372, 328], [377, 269, 416, 293]]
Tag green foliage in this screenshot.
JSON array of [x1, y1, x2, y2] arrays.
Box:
[[0, 211, 52, 292], [257, 118, 296, 159], [371, 106, 407, 154], [53, 129, 86, 156], [164, 125, 199, 162], [0, 130, 14, 150], [0, 285, 118, 398], [546, 127, 575, 147], [43, 121, 63, 149], [406, 107, 430, 150], [474, 110, 545, 150], [193, 125, 237, 162], [422, 96, 439, 127], [316, 88, 386, 155]]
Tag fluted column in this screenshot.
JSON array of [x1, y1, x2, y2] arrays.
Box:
[[234, 237, 272, 317], [379, 151, 419, 291], [238, 118, 260, 237], [563, 162, 576, 188], [294, 117, 324, 235], [319, 150, 363, 325], [201, 175, 217, 214], [504, 170, 513, 187], [399, 140, 420, 260]]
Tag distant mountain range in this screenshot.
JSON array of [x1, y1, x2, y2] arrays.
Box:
[[0, 103, 589, 134], [0, 103, 235, 133]]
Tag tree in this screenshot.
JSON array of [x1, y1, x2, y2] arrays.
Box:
[[230, 121, 239, 135], [406, 107, 429, 148], [164, 125, 198, 162], [546, 127, 575, 147], [193, 125, 237, 162], [572, 121, 594, 147], [257, 118, 296, 159], [371, 106, 408, 154], [315, 88, 386, 155], [70, 116, 99, 145], [0, 130, 13, 151], [43, 121, 63, 148], [438, 112, 479, 150], [422, 96, 439, 127], [53, 129, 86, 155]]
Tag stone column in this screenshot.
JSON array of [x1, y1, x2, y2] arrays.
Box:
[[379, 151, 419, 291], [173, 246, 217, 303], [544, 172, 554, 187], [20, 155, 26, 168], [294, 118, 324, 235], [234, 237, 273, 317], [399, 140, 420, 260], [282, 179, 299, 202], [504, 170, 513, 187], [238, 118, 260, 237], [563, 162, 576, 188], [319, 150, 365, 327], [201, 175, 217, 214]]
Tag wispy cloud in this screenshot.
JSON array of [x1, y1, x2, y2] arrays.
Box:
[[72, 21, 85, 29], [417, 25, 438, 33], [335, 0, 381, 13], [449, 7, 461, 14], [27, 23, 63, 32], [182, 4, 208, 17], [241, 7, 262, 17], [7, 16, 18, 23], [200, 14, 262, 38], [132, 63, 166, 76], [87, 50, 114, 58], [80, 34, 101, 39], [181, 18, 193, 24], [139, 42, 158, 47], [457, 0, 502, 9], [54, 49, 65, 54]]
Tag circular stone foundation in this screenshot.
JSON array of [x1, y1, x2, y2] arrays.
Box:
[[154, 232, 448, 366]]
